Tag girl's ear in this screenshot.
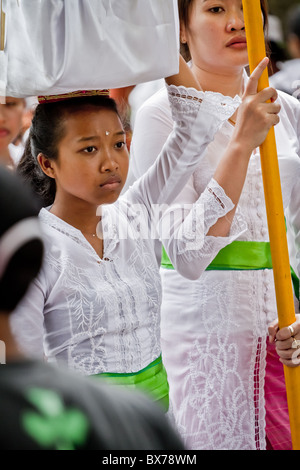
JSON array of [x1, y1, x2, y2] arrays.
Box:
[[37, 153, 56, 178]]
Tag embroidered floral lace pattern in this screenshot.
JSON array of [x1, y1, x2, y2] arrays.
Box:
[[9, 206, 162, 374], [161, 128, 300, 450], [177, 143, 272, 450], [46, 251, 108, 374], [167, 85, 241, 120], [183, 275, 254, 449], [160, 89, 243, 276], [182, 270, 269, 450], [172, 178, 244, 256]]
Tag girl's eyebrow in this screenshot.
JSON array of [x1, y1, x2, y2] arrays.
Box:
[[77, 136, 99, 142], [114, 131, 126, 137], [77, 131, 125, 143]]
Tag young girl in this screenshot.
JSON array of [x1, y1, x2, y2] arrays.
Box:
[[0, 166, 184, 451], [10, 54, 277, 416], [128, 0, 300, 450]]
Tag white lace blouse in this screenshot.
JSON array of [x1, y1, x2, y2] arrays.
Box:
[[10, 84, 240, 376]]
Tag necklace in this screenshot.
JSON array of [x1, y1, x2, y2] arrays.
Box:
[[228, 117, 236, 126], [82, 232, 97, 237], [81, 216, 102, 238]]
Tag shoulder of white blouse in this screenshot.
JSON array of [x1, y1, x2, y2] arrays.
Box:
[[277, 89, 300, 115]]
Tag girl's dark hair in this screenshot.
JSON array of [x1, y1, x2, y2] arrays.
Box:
[[17, 95, 120, 207], [178, 0, 269, 62]]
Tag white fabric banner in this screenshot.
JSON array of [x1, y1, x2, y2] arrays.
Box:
[[1, 0, 179, 98]]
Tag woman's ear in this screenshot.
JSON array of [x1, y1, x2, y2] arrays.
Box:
[[37, 153, 55, 178], [180, 21, 187, 44]]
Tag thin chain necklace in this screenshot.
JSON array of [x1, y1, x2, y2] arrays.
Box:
[[81, 216, 102, 238], [82, 232, 97, 237]]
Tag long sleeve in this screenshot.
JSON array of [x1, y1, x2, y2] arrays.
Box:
[[10, 277, 45, 359], [126, 84, 244, 277], [126, 85, 241, 208], [160, 177, 247, 280]]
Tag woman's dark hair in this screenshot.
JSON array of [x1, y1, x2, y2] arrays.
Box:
[[178, 0, 269, 62], [17, 95, 120, 207]]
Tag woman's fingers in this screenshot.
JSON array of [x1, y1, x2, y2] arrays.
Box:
[[244, 57, 269, 96], [276, 316, 300, 341], [257, 87, 278, 104], [268, 319, 279, 343], [263, 101, 281, 114], [270, 315, 300, 368]]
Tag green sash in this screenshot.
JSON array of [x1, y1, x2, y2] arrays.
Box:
[[161, 241, 299, 300], [91, 355, 169, 411]]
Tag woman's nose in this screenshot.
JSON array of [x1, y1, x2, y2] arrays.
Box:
[[226, 11, 245, 32]]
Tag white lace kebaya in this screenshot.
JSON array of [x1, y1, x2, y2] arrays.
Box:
[[10, 84, 241, 379]]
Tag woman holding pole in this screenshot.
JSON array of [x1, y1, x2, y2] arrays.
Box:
[[128, 0, 300, 450]]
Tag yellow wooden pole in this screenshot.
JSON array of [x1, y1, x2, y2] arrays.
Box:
[[242, 0, 300, 450], [0, 0, 5, 51]]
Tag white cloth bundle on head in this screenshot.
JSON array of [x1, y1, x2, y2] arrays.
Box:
[[0, 0, 179, 98]]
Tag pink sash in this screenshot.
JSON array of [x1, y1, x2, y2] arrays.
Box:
[[264, 339, 292, 450]]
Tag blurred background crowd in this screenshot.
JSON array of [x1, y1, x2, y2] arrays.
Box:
[[268, 1, 300, 94]]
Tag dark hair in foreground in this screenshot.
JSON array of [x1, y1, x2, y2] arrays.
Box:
[[0, 167, 43, 311], [178, 0, 270, 62], [17, 95, 120, 207]]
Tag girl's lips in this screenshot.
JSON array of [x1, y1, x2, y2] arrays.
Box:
[[0, 128, 9, 138], [226, 36, 247, 48], [101, 181, 121, 190], [100, 176, 122, 190], [228, 42, 247, 50]]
